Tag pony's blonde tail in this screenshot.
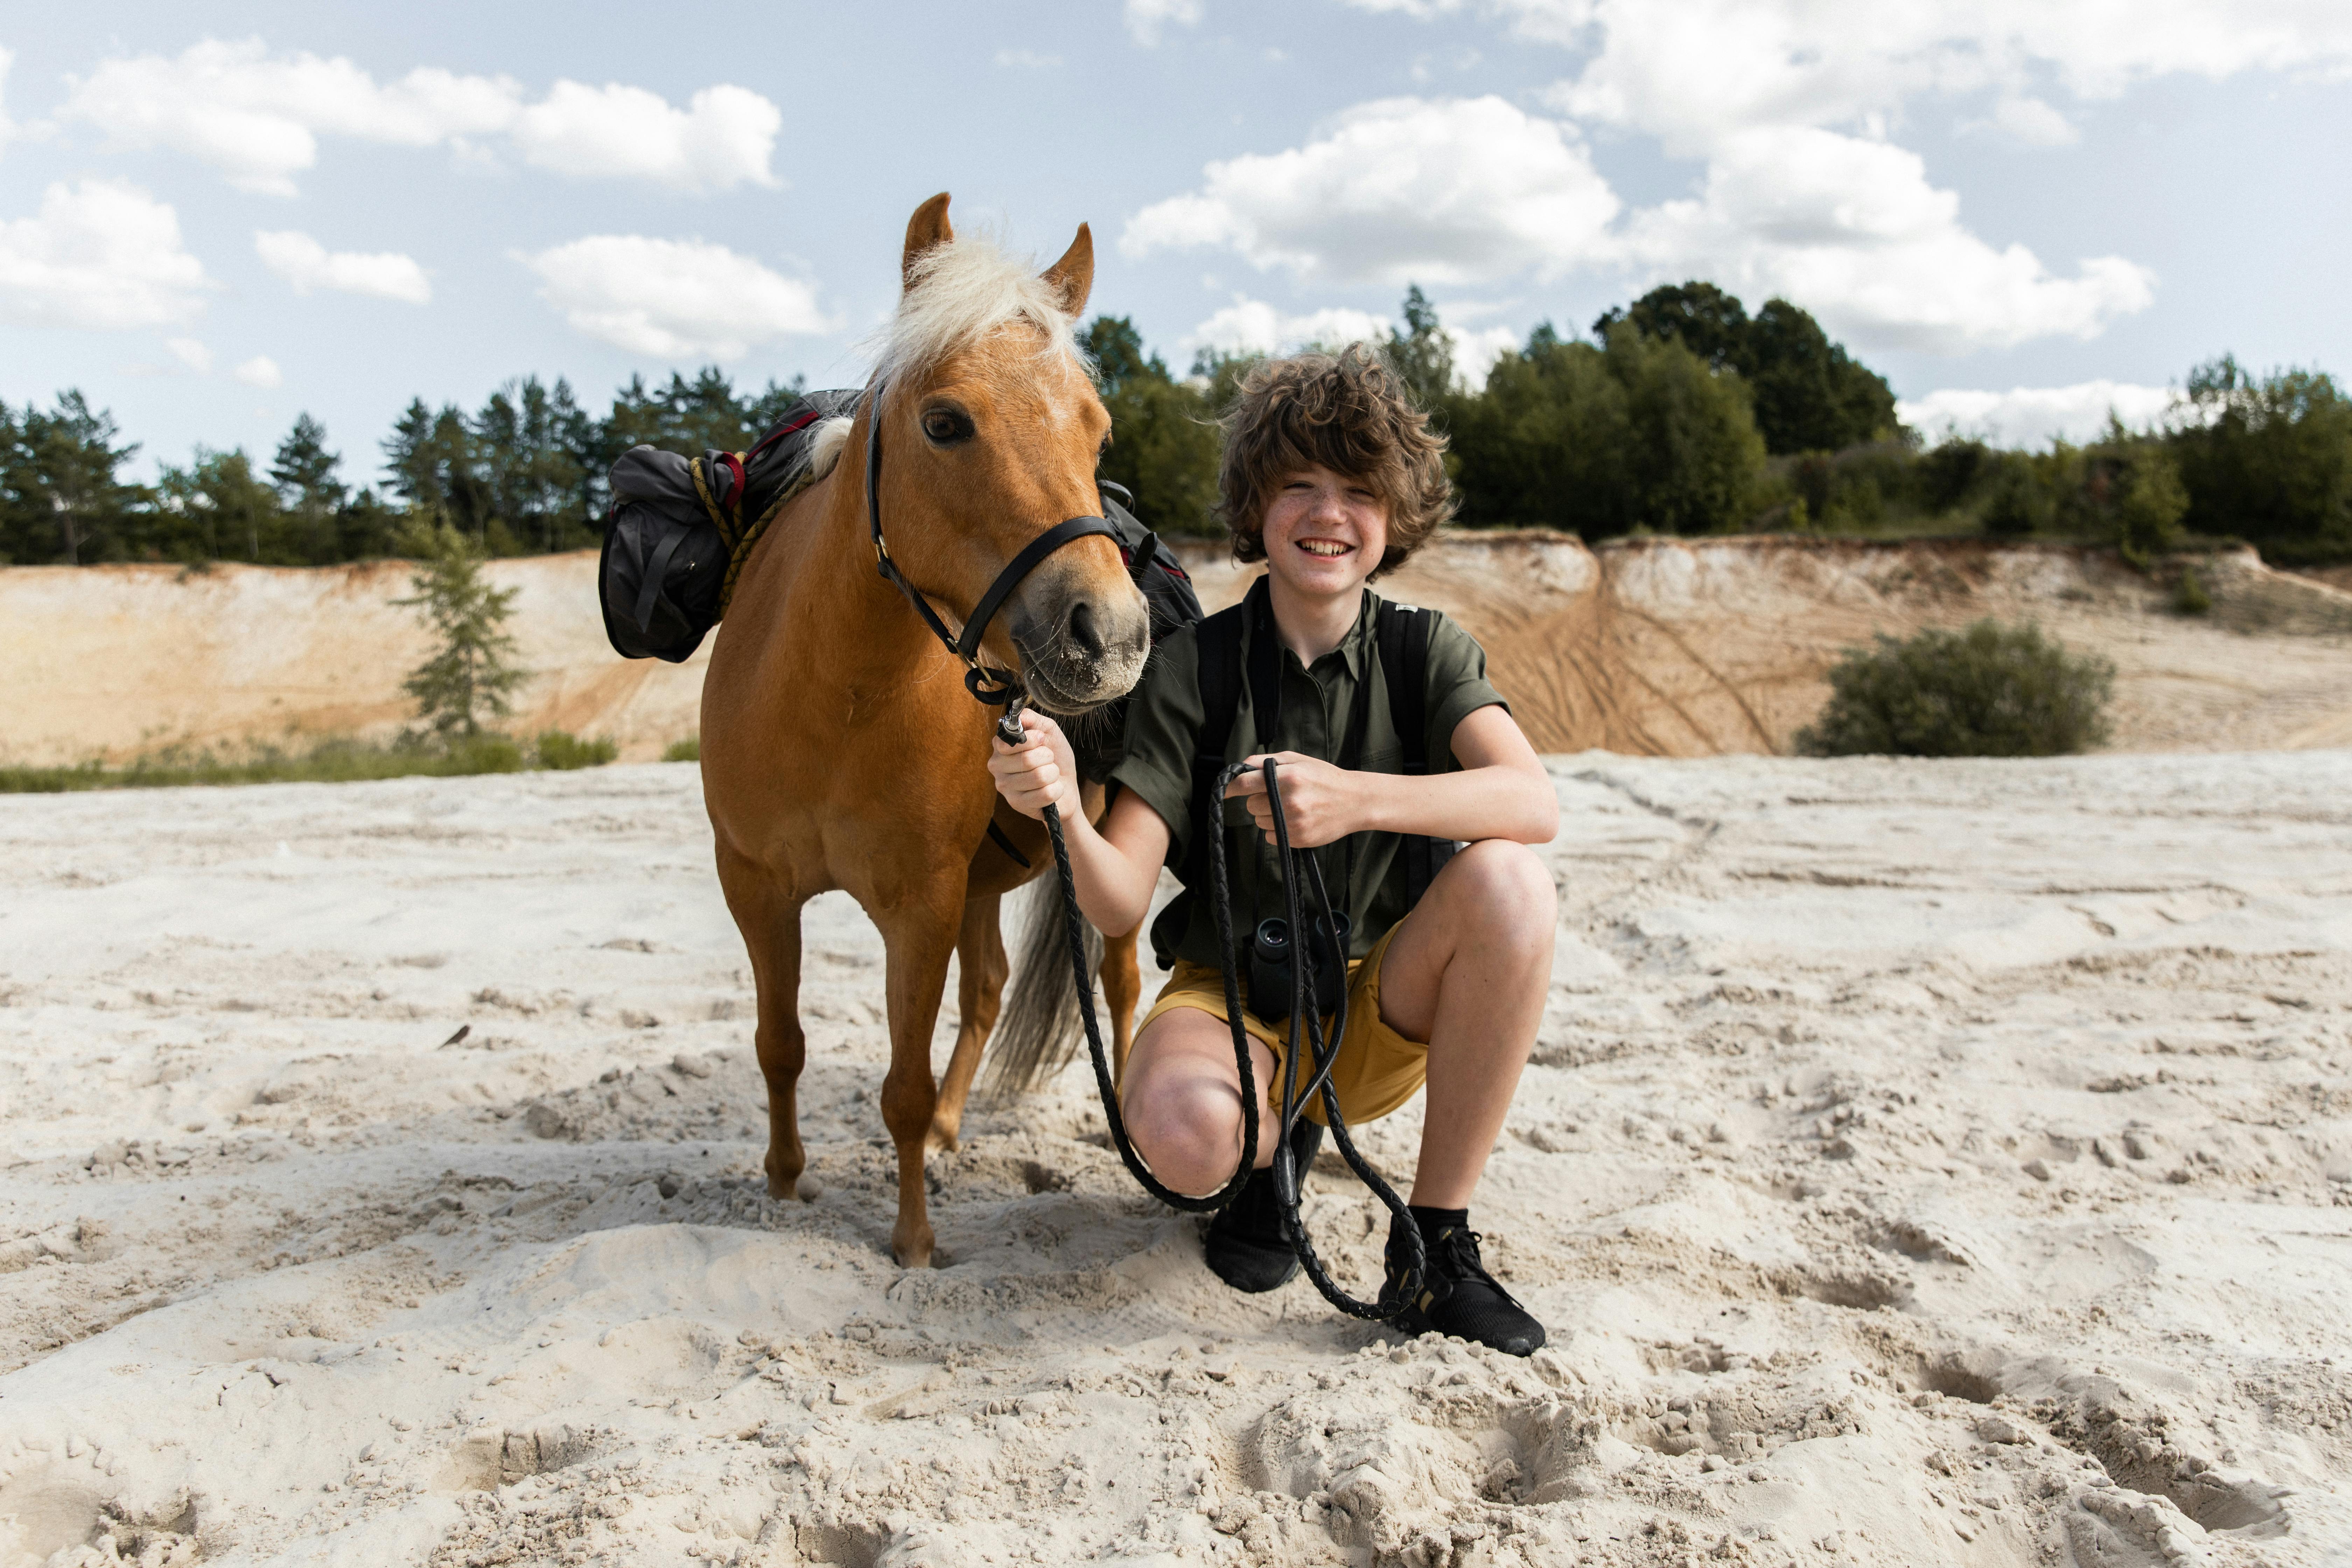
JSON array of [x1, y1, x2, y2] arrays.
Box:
[[984, 874, 1101, 1097]]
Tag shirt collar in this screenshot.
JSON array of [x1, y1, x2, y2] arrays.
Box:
[[1256, 579, 1377, 680]]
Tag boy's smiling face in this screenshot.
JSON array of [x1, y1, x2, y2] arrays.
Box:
[[1259, 463, 1390, 601]]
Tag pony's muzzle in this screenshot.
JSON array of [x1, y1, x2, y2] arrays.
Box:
[[1013, 569, 1150, 714]]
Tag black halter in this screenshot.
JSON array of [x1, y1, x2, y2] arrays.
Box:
[[863, 379, 1120, 706]]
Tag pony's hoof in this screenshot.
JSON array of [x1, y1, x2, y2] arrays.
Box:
[[924, 1123, 960, 1155], [891, 1235, 936, 1270], [768, 1172, 813, 1201]]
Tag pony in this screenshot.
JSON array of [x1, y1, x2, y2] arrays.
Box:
[[700, 193, 1152, 1268]]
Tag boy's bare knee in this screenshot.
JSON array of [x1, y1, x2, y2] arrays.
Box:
[[1124, 1077, 1244, 1196], [1444, 840, 1556, 945]]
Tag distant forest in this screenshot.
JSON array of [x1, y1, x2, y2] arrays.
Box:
[[5, 284, 2347, 571]]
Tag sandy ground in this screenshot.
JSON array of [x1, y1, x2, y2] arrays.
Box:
[[6, 539, 2347, 767], [2, 754, 2348, 1566]]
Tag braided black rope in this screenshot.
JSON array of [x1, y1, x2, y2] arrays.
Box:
[[1014, 705, 1255, 1214], [1240, 758, 1422, 1321], [1010, 690, 1420, 1318]]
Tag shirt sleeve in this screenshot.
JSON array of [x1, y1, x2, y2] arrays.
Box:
[[1422, 611, 1508, 769], [1108, 626, 1204, 871]]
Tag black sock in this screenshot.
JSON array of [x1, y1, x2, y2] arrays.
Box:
[[1405, 1205, 1468, 1240]]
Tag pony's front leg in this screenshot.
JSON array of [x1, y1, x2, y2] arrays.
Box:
[[717, 850, 811, 1202], [877, 895, 961, 1268]]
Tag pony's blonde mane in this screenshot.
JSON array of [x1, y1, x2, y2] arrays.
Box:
[[869, 234, 1084, 389]]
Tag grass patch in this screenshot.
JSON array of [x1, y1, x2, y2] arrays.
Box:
[[662, 735, 700, 763], [1798, 620, 2115, 758], [535, 730, 618, 770], [0, 730, 618, 793]]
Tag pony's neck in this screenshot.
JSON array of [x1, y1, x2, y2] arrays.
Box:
[[800, 413, 968, 690]]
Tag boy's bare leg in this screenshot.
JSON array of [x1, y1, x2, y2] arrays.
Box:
[[1120, 1008, 1281, 1196], [1118, 839, 1553, 1205], [1370, 840, 1558, 1209]]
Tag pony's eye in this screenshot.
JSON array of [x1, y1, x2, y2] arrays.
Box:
[[921, 407, 974, 444]]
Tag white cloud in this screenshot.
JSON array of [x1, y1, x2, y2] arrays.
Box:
[[254, 230, 432, 304], [1449, 323, 1521, 386], [1122, 96, 1618, 286], [1184, 296, 1520, 387], [508, 82, 779, 193], [1126, 0, 1204, 46], [0, 180, 211, 330], [1481, 0, 2352, 153], [1898, 381, 2177, 448], [1988, 95, 2078, 147], [166, 337, 213, 372], [1615, 126, 2155, 352], [0, 47, 17, 155], [57, 39, 779, 197], [1291, 0, 2352, 353], [519, 236, 832, 361], [233, 355, 282, 388], [1185, 298, 1393, 357]]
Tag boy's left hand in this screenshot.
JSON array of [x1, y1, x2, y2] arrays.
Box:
[[1226, 752, 1362, 848]]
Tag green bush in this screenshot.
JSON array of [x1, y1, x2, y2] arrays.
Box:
[[1980, 458, 2057, 538], [662, 735, 701, 763], [1797, 621, 2114, 758], [2169, 356, 2352, 564], [1450, 322, 1766, 537], [535, 730, 617, 770], [2171, 566, 2213, 616]]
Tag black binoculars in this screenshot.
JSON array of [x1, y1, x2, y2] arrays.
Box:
[[1246, 911, 1351, 1025]]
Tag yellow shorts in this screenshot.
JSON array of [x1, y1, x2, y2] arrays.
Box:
[[1130, 922, 1426, 1128]]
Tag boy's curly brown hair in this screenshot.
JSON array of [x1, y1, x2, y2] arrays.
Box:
[[1216, 344, 1454, 579]]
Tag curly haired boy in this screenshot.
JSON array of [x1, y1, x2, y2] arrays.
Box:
[[989, 345, 1559, 1355]]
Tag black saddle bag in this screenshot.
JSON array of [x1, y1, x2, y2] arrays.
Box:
[[598, 388, 863, 664], [599, 446, 733, 663]]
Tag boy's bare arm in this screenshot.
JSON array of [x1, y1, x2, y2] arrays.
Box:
[[987, 712, 1170, 936], [1225, 705, 1557, 849]]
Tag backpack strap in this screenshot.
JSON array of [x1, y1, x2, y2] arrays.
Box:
[[1375, 599, 1458, 906], [1180, 587, 1252, 884]]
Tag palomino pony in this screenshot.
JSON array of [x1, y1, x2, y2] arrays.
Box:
[[701, 194, 1151, 1268]]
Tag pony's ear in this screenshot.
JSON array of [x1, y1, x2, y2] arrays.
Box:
[[902, 192, 954, 290], [1041, 224, 1094, 318]]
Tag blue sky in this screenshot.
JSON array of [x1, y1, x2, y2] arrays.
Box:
[[3, 1, 2348, 483]]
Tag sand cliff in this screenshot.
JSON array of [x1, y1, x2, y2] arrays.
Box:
[[4, 537, 2347, 766]]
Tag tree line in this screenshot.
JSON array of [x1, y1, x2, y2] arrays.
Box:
[[5, 286, 2347, 570]]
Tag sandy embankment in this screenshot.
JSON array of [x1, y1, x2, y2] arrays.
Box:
[[4, 538, 2348, 766], [2, 755, 2348, 1565]]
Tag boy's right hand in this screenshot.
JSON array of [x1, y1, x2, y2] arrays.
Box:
[[988, 709, 1078, 820]]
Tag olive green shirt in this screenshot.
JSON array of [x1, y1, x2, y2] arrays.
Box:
[[1111, 583, 1506, 971]]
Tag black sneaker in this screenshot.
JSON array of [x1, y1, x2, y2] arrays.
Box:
[[1384, 1217, 1547, 1357], [1202, 1119, 1323, 1294]]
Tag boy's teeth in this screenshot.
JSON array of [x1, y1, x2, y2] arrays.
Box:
[[1301, 541, 1348, 556]]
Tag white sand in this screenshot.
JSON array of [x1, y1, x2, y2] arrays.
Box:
[[2, 754, 2348, 1567]]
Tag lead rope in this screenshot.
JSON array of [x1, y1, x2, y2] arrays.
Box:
[[999, 701, 1423, 1320]]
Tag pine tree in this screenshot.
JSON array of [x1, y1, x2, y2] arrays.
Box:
[[393, 521, 526, 739], [1388, 285, 1457, 411], [271, 414, 345, 563]]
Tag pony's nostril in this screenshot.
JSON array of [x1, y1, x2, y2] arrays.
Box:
[[1066, 599, 1104, 658]]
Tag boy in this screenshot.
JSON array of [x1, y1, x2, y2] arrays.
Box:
[[988, 346, 1559, 1356]]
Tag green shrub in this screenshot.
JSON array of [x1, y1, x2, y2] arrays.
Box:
[[1797, 621, 2114, 758], [535, 730, 617, 770], [1980, 460, 2056, 538], [2171, 566, 2213, 615], [663, 735, 700, 763]]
